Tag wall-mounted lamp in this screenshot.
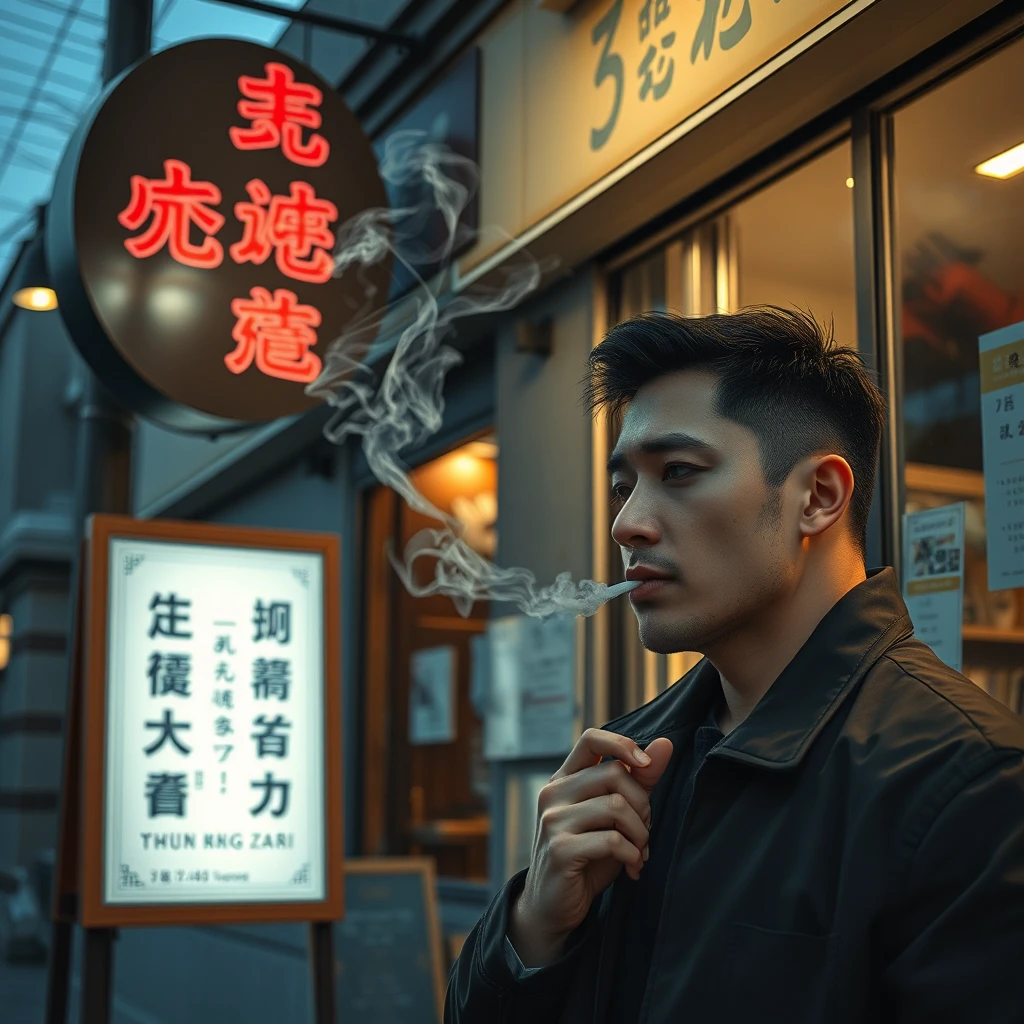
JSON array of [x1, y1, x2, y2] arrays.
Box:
[[0, 613, 12, 672], [11, 207, 57, 312]]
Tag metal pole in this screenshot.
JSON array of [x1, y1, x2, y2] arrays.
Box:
[[75, 3, 151, 1023]]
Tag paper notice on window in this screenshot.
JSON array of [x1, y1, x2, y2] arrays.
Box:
[[980, 319, 1024, 591], [902, 503, 965, 673], [485, 615, 577, 760]]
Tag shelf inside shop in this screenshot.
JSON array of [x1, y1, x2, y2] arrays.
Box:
[[962, 625, 1024, 643], [410, 816, 491, 845], [905, 463, 985, 499]]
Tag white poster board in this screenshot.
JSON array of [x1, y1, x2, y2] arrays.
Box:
[[103, 537, 326, 906], [902, 503, 966, 673], [979, 319, 1024, 591], [485, 615, 578, 760], [409, 646, 456, 745]]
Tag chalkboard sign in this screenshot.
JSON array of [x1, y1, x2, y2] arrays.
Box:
[[335, 858, 445, 1022]]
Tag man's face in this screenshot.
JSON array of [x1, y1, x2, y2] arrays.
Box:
[[608, 369, 801, 654]]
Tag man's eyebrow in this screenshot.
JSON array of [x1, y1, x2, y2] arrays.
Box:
[[606, 432, 716, 475]]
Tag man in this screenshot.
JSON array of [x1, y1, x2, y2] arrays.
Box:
[[445, 307, 1024, 1023]]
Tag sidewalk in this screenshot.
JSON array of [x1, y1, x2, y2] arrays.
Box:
[[1, 957, 47, 1024]]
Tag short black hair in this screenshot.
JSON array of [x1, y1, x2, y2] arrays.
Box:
[[584, 306, 886, 554]]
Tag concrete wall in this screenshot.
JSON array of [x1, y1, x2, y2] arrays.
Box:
[[494, 269, 595, 607], [489, 267, 598, 890]]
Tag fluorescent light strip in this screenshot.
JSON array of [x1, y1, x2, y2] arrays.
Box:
[[975, 141, 1024, 180]]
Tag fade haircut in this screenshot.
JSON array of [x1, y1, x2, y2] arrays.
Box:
[[584, 307, 887, 554]]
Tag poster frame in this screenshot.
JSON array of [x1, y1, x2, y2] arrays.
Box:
[[78, 513, 343, 928]]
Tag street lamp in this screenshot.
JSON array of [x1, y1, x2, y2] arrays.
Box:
[[11, 209, 57, 312]]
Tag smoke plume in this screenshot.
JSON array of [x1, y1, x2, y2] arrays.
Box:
[[307, 131, 637, 618]]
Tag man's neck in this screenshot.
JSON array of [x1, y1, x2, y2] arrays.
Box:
[[709, 555, 868, 735]]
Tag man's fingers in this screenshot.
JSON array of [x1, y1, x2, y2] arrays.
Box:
[[542, 793, 649, 852], [552, 728, 652, 781], [629, 737, 675, 793], [549, 829, 644, 872], [542, 760, 651, 827]]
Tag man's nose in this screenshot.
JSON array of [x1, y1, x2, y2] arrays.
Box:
[[610, 492, 661, 548]]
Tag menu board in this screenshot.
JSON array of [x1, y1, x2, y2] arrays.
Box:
[[979, 319, 1024, 591], [334, 859, 445, 1023], [79, 515, 342, 927]]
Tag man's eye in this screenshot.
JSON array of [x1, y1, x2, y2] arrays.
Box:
[[610, 483, 631, 508], [664, 463, 698, 481]]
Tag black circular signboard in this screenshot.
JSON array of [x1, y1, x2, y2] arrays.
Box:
[[48, 38, 391, 433]]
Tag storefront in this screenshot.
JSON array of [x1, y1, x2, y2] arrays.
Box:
[[129, 0, 1024, 967], [3, 0, 1022, 1001]]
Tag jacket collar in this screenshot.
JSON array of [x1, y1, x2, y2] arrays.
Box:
[[610, 568, 914, 770]]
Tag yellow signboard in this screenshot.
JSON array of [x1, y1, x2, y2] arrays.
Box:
[[471, 0, 868, 265]]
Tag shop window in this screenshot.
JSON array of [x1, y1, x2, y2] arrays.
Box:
[[611, 141, 857, 713], [361, 434, 496, 880], [894, 38, 1024, 713]]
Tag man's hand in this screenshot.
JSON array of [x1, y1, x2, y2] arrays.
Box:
[[507, 729, 674, 968]]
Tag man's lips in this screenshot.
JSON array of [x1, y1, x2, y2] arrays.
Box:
[[624, 567, 677, 602], [628, 578, 674, 601]]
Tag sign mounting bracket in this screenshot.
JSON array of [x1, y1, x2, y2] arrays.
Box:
[[198, 0, 421, 52]]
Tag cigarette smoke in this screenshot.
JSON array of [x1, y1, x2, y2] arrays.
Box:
[[307, 131, 634, 618]]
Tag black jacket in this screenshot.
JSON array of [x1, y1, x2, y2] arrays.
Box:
[[445, 569, 1024, 1023]]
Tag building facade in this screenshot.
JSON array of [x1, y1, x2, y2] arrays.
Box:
[[1, 0, 1022, 1014]]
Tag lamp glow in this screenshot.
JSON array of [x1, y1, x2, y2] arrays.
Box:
[[13, 286, 58, 311], [975, 141, 1024, 180]]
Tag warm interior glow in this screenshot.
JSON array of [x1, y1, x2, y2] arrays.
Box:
[[463, 440, 498, 460], [974, 141, 1024, 180], [447, 452, 485, 481], [845, 177, 854, 188], [13, 286, 58, 311], [0, 614, 11, 672]]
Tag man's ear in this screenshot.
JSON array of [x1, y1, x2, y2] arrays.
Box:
[[798, 454, 855, 540]]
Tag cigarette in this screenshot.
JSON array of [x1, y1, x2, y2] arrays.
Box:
[[605, 580, 643, 599]]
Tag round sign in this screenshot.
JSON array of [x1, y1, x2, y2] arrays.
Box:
[[48, 39, 392, 433]]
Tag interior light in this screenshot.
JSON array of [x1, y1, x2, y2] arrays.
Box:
[[845, 177, 854, 189], [975, 141, 1024, 180], [13, 286, 58, 311]]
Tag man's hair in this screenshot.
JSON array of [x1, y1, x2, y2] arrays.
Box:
[[584, 306, 887, 553]]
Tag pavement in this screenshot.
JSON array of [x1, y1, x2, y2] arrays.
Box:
[[2, 957, 48, 1024]]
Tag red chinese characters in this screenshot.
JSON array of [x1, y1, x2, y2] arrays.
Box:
[[230, 179, 338, 284], [118, 159, 225, 268], [226, 287, 322, 384], [229, 62, 329, 168]]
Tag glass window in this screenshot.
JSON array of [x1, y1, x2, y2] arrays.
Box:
[[894, 37, 1024, 713], [611, 142, 857, 712]]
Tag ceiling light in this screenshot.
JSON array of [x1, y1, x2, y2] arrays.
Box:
[[975, 141, 1024, 180]]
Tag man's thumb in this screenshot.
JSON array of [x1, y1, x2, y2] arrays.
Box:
[[631, 736, 674, 792]]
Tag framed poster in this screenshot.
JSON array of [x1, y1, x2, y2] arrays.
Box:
[[79, 514, 342, 927], [335, 858, 446, 1023]]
